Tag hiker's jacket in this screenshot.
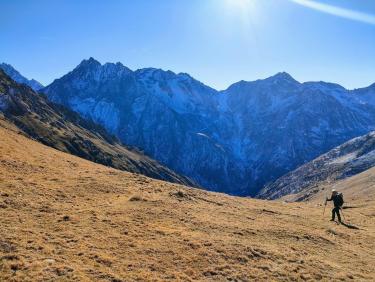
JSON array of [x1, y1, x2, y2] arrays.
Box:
[[327, 194, 343, 207]]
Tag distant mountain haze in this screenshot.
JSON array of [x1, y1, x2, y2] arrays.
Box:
[[3, 58, 375, 196]]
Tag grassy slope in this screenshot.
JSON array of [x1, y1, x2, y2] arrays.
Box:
[[0, 122, 374, 281]]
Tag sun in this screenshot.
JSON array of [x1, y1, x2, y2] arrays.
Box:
[[223, 0, 258, 28]]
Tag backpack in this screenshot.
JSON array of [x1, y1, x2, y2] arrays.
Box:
[[337, 193, 344, 207]]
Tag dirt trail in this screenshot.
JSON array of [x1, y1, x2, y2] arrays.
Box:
[[0, 124, 374, 281]]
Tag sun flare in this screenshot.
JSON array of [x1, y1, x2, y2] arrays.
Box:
[[223, 0, 258, 29]]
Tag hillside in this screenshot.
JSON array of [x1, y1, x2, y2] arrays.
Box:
[[0, 69, 193, 186], [257, 131, 375, 200], [281, 166, 375, 204], [1, 123, 374, 281], [0, 63, 43, 91]]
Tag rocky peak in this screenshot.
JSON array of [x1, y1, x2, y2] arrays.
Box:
[[263, 72, 300, 86], [73, 57, 102, 73]]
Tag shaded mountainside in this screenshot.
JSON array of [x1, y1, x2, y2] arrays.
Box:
[[222, 75, 375, 193], [257, 131, 375, 200], [0, 63, 43, 91], [0, 70, 193, 186], [1, 124, 374, 281], [42, 58, 375, 196]]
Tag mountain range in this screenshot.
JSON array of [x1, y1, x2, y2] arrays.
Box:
[[1, 59, 374, 196], [40, 58, 375, 196]]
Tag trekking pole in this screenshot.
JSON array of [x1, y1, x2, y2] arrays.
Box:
[[323, 192, 327, 216], [340, 207, 346, 222]]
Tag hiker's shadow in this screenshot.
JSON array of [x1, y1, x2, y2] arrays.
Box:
[[341, 222, 360, 230]]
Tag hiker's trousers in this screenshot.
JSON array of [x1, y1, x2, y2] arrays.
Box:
[[332, 207, 341, 222]]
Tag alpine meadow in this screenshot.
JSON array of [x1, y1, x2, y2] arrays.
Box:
[[1, 0, 374, 281]]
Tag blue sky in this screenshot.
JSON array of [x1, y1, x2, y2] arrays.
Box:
[[0, 0, 374, 90]]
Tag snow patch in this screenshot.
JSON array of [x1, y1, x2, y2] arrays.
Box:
[[196, 132, 210, 138], [329, 152, 357, 165], [70, 97, 120, 133]]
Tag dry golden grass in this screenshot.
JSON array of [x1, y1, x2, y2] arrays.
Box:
[[0, 122, 374, 281]]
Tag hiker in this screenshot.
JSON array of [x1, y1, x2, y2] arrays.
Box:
[[326, 189, 344, 223]]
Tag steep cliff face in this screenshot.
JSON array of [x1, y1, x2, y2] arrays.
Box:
[[42, 58, 375, 195]]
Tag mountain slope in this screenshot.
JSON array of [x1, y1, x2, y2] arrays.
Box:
[[257, 131, 375, 200], [0, 69, 193, 186], [42, 58, 375, 196], [352, 83, 375, 106], [281, 165, 375, 204], [0, 63, 43, 91], [0, 123, 374, 281]]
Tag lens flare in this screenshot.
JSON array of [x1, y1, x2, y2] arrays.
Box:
[[291, 0, 375, 25]]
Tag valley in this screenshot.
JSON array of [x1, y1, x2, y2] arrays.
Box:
[[2, 60, 375, 196]]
